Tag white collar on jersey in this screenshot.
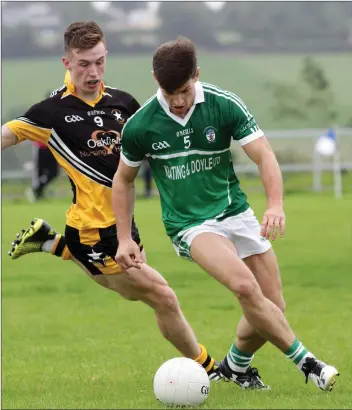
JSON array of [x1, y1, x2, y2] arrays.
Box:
[[156, 81, 205, 127]]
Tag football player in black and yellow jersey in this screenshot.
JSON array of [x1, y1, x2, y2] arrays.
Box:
[[2, 21, 220, 380]]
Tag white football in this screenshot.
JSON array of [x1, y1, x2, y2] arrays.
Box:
[[153, 357, 210, 407]]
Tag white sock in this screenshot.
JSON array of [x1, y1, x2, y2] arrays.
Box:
[[41, 235, 59, 253], [226, 344, 254, 373], [296, 352, 316, 371]]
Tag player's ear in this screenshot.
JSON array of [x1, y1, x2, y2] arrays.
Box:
[[62, 56, 70, 70], [194, 67, 200, 82], [151, 71, 159, 86]]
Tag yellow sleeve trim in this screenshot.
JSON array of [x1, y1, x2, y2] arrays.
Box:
[[5, 119, 51, 145]]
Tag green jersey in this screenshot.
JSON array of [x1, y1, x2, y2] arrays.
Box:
[[121, 81, 264, 240]]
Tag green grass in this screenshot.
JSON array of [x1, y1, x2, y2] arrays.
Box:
[[2, 193, 352, 409], [3, 53, 352, 128]]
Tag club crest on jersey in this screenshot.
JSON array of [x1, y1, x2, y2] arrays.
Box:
[[111, 109, 125, 124], [204, 126, 217, 143]]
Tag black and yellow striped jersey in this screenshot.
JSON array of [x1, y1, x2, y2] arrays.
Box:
[[6, 81, 140, 229]]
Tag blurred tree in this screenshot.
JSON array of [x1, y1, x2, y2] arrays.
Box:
[[157, 2, 219, 47], [218, 2, 281, 42], [218, 2, 352, 51], [345, 116, 352, 127], [2, 25, 47, 58], [3, 1, 352, 56], [301, 57, 338, 125], [267, 57, 338, 127], [112, 1, 146, 13], [267, 83, 308, 121], [49, 2, 107, 29], [301, 57, 329, 91]]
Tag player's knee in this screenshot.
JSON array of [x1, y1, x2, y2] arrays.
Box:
[[233, 278, 260, 301], [153, 285, 180, 313]]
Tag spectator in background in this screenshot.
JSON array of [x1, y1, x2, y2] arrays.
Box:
[[27, 139, 59, 203], [143, 160, 153, 198], [26, 90, 60, 203]]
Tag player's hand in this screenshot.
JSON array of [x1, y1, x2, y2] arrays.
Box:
[[115, 239, 144, 271], [260, 206, 286, 241]]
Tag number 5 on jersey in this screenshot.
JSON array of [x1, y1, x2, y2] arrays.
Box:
[[184, 136, 191, 149]]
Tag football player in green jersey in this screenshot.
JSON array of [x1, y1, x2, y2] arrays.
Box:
[[113, 36, 339, 391]]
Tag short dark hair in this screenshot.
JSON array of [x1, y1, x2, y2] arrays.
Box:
[[152, 37, 197, 93], [64, 21, 105, 53]]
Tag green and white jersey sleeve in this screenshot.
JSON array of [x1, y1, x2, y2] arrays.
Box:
[[120, 117, 146, 167], [201, 82, 264, 146]]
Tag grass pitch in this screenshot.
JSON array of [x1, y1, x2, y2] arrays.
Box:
[[2, 193, 352, 409]]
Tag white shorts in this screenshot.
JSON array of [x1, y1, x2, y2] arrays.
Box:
[[173, 208, 271, 261]]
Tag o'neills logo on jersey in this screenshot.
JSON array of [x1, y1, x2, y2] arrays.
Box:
[[204, 126, 217, 143], [176, 128, 194, 138], [239, 118, 255, 133], [87, 110, 105, 116], [80, 130, 121, 158]]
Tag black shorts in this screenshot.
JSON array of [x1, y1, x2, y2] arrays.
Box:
[[65, 221, 142, 275]]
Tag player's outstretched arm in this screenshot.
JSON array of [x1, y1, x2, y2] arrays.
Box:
[[112, 161, 143, 270], [242, 136, 285, 241], [1, 125, 18, 151]]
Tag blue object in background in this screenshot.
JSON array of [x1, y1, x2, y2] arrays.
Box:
[[327, 128, 336, 141]]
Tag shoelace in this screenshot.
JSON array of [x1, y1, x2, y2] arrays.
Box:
[[249, 367, 259, 377], [246, 367, 264, 386], [302, 358, 321, 384]]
